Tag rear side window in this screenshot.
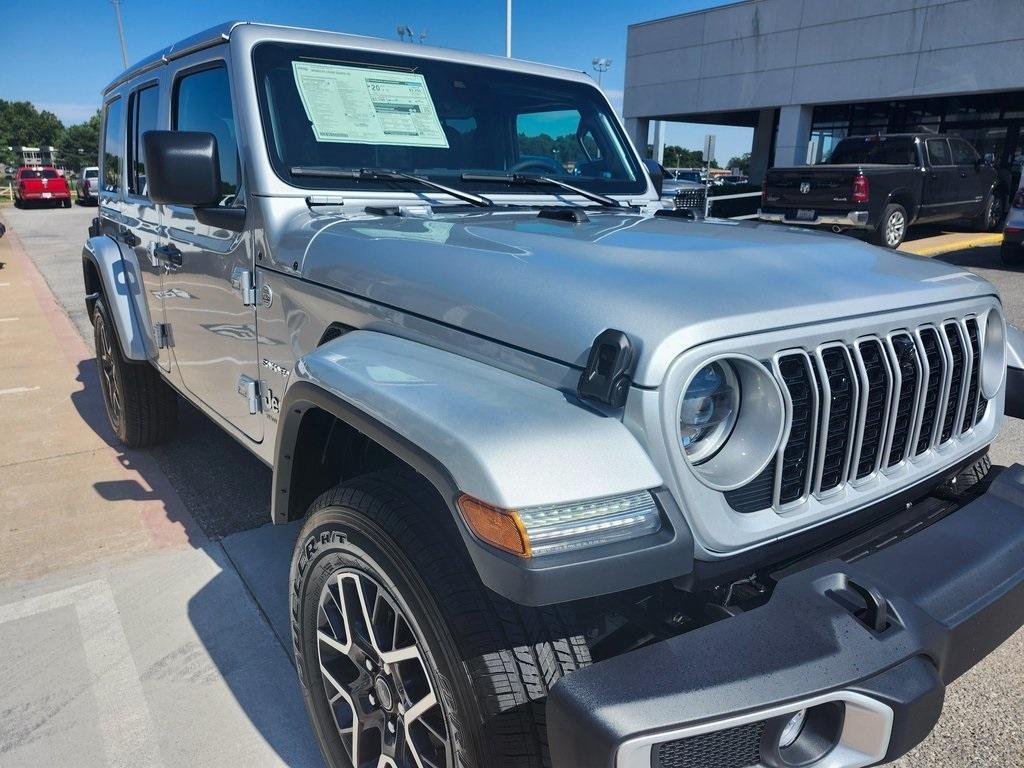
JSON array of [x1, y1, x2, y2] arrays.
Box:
[[85, 169, 99, 179], [926, 139, 952, 166], [102, 97, 124, 193], [951, 139, 979, 165], [173, 65, 239, 204], [127, 84, 160, 196], [828, 138, 915, 165]]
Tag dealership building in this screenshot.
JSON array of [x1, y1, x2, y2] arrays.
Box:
[[623, 0, 1024, 184]]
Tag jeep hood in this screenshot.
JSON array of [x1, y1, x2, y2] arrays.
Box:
[[301, 210, 996, 386]]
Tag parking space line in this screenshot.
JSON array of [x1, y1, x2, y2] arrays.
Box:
[[0, 282, 10, 287], [0, 386, 40, 396], [0, 317, 20, 322], [0, 580, 161, 767]]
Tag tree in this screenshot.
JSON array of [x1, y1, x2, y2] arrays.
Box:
[[726, 153, 751, 175], [57, 111, 102, 173], [0, 100, 65, 149]]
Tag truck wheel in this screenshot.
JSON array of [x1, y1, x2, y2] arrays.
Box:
[[934, 452, 991, 500], [1001, 242, 1024, 267], [871, 204, 907, 248], [92, 298, 177, 447], [291, 470, 591, 768], [974, 191, 1006, 232]]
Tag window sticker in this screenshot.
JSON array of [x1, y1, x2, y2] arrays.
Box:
[[292, 61, 449, 148]]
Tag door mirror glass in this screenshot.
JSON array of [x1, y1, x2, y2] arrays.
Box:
[[142, 130, 223, 207]]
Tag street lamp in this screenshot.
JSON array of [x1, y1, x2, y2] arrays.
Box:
[[592, 57, 612, 87]]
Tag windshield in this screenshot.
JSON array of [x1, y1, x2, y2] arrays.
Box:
[[676, 170, 702, 183], [84, 169, 99, 179], [253, 42, 645, 196], [828, 137, 917, 165]]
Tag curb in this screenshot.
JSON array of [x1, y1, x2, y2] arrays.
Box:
[[901, 233, 1005, 257]]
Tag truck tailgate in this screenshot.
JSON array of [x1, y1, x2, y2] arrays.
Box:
[[764, 166, 857, 209]]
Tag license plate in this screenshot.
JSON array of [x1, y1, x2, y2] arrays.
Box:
[[795, 208, 815, 221], [41, 192, 52, 199]]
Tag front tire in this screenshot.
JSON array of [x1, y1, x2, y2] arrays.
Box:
[[291, 470, 590, 768], [93, 298, 177, 447], [871, 203, 907, 248]]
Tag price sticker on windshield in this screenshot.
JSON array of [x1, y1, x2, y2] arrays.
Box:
[[292, 61, 449, 149]]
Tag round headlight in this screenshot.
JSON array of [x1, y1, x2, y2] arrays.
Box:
[[678, 355, 786, 491], [981, 308, 1006, 400], [680, 361, 740, 463]]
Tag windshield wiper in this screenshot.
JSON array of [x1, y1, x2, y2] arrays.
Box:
[[289, 166, 493, 208], [460, 172, 628, 208]]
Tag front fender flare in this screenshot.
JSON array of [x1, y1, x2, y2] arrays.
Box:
[[272, 331, 695, 606], [82, 236, 158, 361]]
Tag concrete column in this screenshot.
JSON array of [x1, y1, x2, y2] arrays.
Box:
[[652, 121, 666, 164], [625, 118, 650, 158], [748, 108, 776, 185], [773, 104, 814, 167]]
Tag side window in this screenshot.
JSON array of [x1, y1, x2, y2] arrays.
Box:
[[174, 65, 239, 205], [926, 139, 952, 166], [951, 139, 979, 166], [127, 84, 160, 196], [101, 97, 124, 193]]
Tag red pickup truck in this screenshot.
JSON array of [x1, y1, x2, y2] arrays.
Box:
[[13, 166, 72, 208]]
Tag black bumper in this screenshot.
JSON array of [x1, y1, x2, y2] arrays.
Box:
[[548, 465, 1024, 768]]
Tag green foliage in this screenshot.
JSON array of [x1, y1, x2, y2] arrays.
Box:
[[0, 100, 65, 150], [57, 111, 102, 173], [726, 153, 751, 174], [517, 132, 581, 168]]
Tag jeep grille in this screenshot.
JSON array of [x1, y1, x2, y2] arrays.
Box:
[[725, 315, 990, 513]]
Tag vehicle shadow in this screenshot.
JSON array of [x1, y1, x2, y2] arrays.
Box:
[[935, 244, 1011, 272], [71, 356, 323, 765]]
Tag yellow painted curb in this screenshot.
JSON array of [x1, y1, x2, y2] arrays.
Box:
[[900, 233, 1005, 257]]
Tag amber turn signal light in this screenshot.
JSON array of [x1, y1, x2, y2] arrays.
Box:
[[457, 495, 532, 558]]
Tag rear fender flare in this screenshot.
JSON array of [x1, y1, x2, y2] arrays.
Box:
[[82, 236, 158, 361]]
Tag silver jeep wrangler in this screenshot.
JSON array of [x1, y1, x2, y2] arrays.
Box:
[[83, 21, 1024, 768]]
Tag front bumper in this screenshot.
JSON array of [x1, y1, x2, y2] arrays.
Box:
[[759, 209, 870, 229], [548, 465, 1024, 768]]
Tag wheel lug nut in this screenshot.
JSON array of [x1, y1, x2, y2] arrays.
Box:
[[365, 659, 373, 672], [368, 693, 376, 706], [388, 720, 396, 733]]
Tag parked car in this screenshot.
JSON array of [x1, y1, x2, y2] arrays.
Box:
[[658, 164, 706, 212], [1003, 175, 1024, 266], [83, 22, 1024, 768], [13, 166, 71, 208], [76, 166, 100, 205], [712, 174, 749, 186], [760, 133, 1007, 248]]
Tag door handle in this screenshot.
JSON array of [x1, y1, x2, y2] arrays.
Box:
[[154, 243, 183, 267]]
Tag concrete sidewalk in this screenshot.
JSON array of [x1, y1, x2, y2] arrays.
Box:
[[0, 225, 322, 767]]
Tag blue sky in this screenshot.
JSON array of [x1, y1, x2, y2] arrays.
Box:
[[1, 0, 752, 161]]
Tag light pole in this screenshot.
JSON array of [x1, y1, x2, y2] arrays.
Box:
[[397, 25, 427, 43], [592, 57, 612, 87], [111, 0, 128, 69], [506, 0, 512, 57]]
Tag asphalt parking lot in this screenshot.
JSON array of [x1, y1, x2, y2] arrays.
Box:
[[1, 202, 1023, 766]]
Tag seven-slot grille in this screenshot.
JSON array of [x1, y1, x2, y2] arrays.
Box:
[[726, 316, 989, 513]]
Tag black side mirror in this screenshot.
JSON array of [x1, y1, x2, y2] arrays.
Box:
[[143, 130, 223, 207], [643, 158, 664, 197]]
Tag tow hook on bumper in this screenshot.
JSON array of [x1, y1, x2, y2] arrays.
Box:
[[547, 465, 1024, 768]]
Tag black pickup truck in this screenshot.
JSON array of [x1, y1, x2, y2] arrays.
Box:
[[759, 133, 1008, 247]]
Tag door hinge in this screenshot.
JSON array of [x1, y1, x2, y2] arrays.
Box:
[[238, 375, 262, 415], [239, 269, 257, 306], [154, 322, 173, 349]]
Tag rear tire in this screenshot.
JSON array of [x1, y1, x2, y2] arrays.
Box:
[[1001, 242, 1024, 267], [92, 298, 177, 447], [974, 191, 1006, 232], [870, 203, 907, 248], [291, 469, 590, 768]]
